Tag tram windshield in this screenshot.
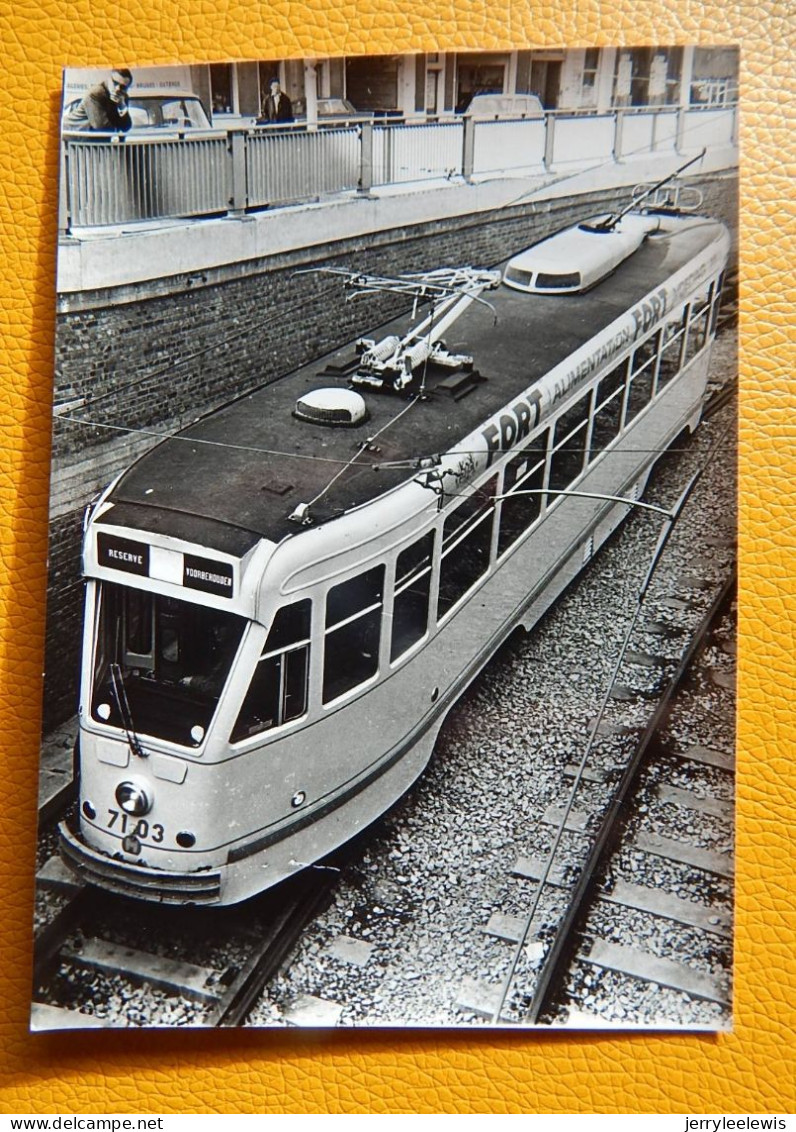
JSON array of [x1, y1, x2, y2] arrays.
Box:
[[91, 581, 245, 747]]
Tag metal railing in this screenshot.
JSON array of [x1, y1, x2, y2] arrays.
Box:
[[60, 103, 738, 231], [247, 125, 361, 207], [65, 135, 230, 226], [371, 121, 464, 185]]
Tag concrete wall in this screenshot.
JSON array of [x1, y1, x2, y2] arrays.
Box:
[[44, 173, 738, 730]]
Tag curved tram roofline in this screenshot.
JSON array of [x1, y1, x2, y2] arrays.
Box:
[[59, 193, 732, 905]]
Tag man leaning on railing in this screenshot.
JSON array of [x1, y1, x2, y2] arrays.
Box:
[[64, 69, 134, 133]]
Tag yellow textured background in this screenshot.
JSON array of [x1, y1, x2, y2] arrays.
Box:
[[1, 1, 793, 1116]]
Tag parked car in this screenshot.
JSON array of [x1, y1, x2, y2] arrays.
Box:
[[63, 89, 213, 133], [276, 97, 374, 127], [461, 92, 544, 120], [317, 97, 368, 121]]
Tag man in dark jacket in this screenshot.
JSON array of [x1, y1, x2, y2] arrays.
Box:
[[64, 69, 134, 132], [258, 78, 294, 123]]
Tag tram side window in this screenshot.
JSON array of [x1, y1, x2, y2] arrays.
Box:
[[438, 476, 497, 618], [590, 362, 627, 458], [231, 599, 311, 741], [683, 282, 714, 367], [549, 393, 589, 494], [323, 566, 385, 703], [657, 306, 688, 388], [391, 532, 434, 662], [497, 431, 548, 556], [626, 331, 660, 423]]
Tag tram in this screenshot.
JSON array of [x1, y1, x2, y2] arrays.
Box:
[[59, 176, 731, 905]]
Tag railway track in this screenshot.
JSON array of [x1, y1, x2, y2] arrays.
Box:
[[529, 572, 734, 1025], [31, 844, 357, 1029], [454, 501, 736, 1027], [31, 328, 738, 1031], [32, 526, 735, 1030]]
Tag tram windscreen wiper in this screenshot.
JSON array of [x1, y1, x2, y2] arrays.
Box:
[[109, 661, 147, 759]]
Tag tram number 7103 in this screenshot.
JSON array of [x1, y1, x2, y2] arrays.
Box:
[[106, 810, 165, 843]]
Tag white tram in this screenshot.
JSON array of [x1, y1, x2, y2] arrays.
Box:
[[60, 184, 731, 905]]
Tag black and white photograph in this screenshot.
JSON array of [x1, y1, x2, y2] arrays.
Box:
[[33, 46, 738, 1031]]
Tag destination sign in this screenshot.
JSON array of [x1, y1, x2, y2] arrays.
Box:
[[183, 554, 234, 597], [96, 532, 235, 598], [97, 533, 150, 577]]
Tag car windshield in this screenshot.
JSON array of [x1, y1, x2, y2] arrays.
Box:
[[91, 581, 245, 747], [318, 99, 357, 116], [128, 96, 211, 129]]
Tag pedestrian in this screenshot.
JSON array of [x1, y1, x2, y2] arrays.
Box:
[[258, 78, 294, 123], [64, 69, 134, 132]]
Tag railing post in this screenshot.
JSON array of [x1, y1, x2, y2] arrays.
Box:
[[227, 128, 248, 216], [650, 108, 659, 153], [59, 139, 71, 236], [462, 114, 475, 182], [543, 111, 556, 171], [675, 106, 687, 154], [613, 109, 625, 162], [358, 119, 373, 194]]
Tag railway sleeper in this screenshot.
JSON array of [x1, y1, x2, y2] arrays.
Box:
[[37, 855, 85, 897], [633, 831, 734, 879], [60, 937, 222, 1004], [674, 745, 734, 773], [580, 938, 730, 1006], [656, 782, 733, 820], [601, 879, 731, 937], [482, 912, 546, 948], [512, 855, 574, 889]]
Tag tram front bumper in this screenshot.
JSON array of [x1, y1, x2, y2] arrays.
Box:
[[58, 820, 222, 905]]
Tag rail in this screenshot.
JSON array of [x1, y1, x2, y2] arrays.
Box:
[[60, 103, 738, 231]]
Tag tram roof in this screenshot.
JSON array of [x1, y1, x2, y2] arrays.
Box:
[[106, 214, 724, 554]]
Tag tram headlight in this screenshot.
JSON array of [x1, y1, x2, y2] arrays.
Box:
[[115, 780, 153, 817]]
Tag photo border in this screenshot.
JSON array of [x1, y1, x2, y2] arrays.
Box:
[[1, 2, 792, 1115]]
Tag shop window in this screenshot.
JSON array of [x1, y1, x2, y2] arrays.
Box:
[[323, 566, 384, 703], [209, 63, 234, 115], [581, 48, 600, 105], [391, 532, 435, 661], [615, 47, 682, 107], [455, 54, 507, 112], [345, 56, 400, 113], [438, 478, 497, 617], [497, 431, 548, 556], [231, 600, 311, 742]]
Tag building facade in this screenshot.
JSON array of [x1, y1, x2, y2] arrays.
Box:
[[204, 47, 738, 121], [65, 47, 737, 126]]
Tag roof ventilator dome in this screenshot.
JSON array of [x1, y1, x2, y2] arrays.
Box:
[[294, 388, 368, 428]]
